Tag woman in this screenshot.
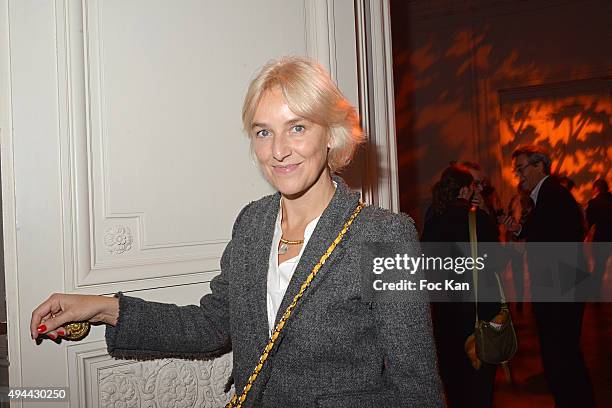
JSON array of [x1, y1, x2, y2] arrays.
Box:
[[422, 164, 500, 408], [31, 57, 443, 407]]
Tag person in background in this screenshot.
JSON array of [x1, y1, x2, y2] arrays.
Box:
[[553, 174, 586, 231], [455, 161, 487, 211], [586, 178, 612, 299], [501, 144, 595, 408], [425, 160, 491, 227], [457, 162, 503, 240], [481, 179, 503, 219], [422, 163, 500, 408]]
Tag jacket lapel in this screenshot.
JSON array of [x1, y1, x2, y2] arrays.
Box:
[[246, 196, 280, 347], [273, 176, 361, 329]]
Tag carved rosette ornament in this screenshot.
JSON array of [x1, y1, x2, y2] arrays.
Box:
[[156, 363, 198, 407], [104, 225, 133, 254], [100, 374, 140, 408]]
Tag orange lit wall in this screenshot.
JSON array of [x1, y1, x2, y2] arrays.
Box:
[[390, 1, 612, 229], [500, 92, 611, 205]]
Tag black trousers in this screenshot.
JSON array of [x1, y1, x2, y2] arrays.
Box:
[[531, 302, 596, 408]]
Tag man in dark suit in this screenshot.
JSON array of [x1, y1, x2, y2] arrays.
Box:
[[503, 145, 595, 408]]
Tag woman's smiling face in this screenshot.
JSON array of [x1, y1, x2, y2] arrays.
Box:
[[250, 87, 331, 198]]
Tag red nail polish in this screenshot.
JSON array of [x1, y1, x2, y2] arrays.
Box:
[[37, 324, 47, 333], [48, 333, 56, 340], [57, 329, 65, 336]]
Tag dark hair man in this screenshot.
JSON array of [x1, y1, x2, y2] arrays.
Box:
[[502, 144, 595, 408]]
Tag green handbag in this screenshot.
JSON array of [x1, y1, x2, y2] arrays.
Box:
[[468, 208, 518, 365]]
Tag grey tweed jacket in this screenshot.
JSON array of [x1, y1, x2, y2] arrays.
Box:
[[106, 176, 444, 407]]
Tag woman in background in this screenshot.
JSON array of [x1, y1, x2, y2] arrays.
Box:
[[422, 164, 500, 408]]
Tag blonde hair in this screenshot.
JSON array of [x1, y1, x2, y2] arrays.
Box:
[[242, 56, 364, 172]]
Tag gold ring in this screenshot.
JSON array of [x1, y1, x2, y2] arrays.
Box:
[[64, 322, 91, 341]]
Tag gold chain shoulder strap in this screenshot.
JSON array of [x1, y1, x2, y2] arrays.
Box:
[[226, 201, 365, 408]]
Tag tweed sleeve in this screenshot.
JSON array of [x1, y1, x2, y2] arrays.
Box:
[[373, 215, 445, 407], [105, 203, 250, 360]]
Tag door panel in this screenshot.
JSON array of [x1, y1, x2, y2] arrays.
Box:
[[4, 1, 364, 407]]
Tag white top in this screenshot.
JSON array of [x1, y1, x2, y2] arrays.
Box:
[[266, 207, 320, 336], [265, 181, 336, 336], [530, 175, 549, 206]]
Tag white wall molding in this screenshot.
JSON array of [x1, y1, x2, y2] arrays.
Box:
[[304, 0, 337, 78], [355, 0, 399, 211], [0, 0, 24, 394], [304, 0, 399, 208]]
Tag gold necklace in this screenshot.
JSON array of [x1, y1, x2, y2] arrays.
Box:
[[226, 201, 365, 408], [278, 237, 304, 254]]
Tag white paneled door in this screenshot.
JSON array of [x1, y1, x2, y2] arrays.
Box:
[[1, 1, 396, 407]]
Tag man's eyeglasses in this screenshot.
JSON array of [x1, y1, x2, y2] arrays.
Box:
[[513, 163, 533, 175]]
